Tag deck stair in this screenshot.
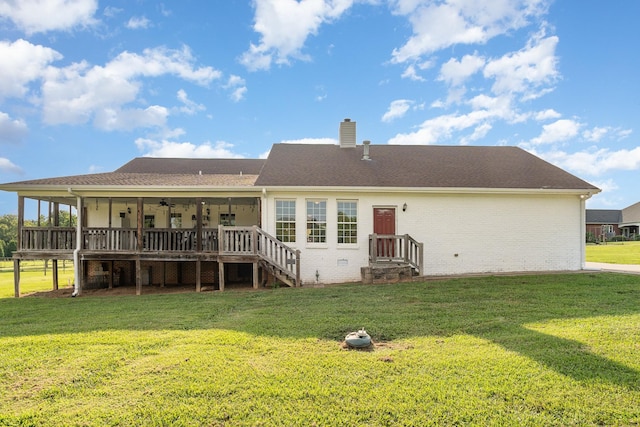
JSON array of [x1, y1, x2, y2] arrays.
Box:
[[362, 234, 423, 284], [219, 225, 301, 287]]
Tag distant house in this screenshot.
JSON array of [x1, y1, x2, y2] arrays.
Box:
[[0, 119, 600, 297], [585, 209, 623, 241], [586, 202, 640, 241], [620, 202, 640, 238]]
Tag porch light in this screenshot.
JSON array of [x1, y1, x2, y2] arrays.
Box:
[[402, 203, 407, 212]]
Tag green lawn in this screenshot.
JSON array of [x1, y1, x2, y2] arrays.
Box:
[[586, 240, 640, 264], [1, 273, 639, 426], [0, 260, 75, 298]]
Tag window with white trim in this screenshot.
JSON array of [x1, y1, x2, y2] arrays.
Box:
[[337, 201, 357, 244], [276, 200, 296, 243], [306, 200, 326, 243]]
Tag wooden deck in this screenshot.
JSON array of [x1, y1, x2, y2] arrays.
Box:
[[13, 225, 300, 297]]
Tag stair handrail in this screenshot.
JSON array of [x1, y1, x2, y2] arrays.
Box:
[[254, 226, 301, 286], [369, 233, 423, 276]]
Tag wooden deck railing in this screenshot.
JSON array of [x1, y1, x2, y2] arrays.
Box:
[[82, 228, 219, 252], [21, 227, 76, 251], [369, 233, 424, 275], [218, 226, 300, 286], [19, 225, 300, 285]]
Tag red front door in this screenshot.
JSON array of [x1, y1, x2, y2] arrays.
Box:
[[374, 208, 396, 257]]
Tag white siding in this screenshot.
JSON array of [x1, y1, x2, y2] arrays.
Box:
[[263, 191, 584, 285]]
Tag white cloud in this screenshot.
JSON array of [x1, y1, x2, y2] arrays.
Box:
[[0, 39, 62, 99], [0, 157, 23, 174], [390, 93, 517, 145], [534, 109, 561, 121], [94, 105, 169, 131], [484, 33, 559, 99], [535, 146, 640, 176], [241, 0, 355, 71], [390, 0, 549, 63], [460, 122, 492, 145], [41, 46, 221, 130], [388, 109, 494, 145], [401, 64, 425, 81], [225, 75, 247, 102], [126, 16, 151, 30], [0, 112, 28, 144], [438, 54, 485, 87], [230, 87, 248, 102], [176, 89, 205, 115], [279, 137, 337, 145], [582, 126, 609, 142], [0, 0, 98, 34], [382, 99, 414, 123], [135, 138, 245, 158], [103, 6, 123, 18], [530, 119, 580, 145]]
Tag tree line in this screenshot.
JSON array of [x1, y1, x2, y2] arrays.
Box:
[[0, 212, 76, 257]]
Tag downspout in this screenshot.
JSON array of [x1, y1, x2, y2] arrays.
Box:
[[68, 188, 82, 297], [579, 193, 592, 270]]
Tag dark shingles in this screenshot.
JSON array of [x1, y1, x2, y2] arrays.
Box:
[[115, 158, 265, 175], [1, 173, 258, 187], [586, 209, 623, 224], [255, 144, 599, 190]]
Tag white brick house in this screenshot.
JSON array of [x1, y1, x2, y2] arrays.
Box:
[[1, 119, 600, 296]]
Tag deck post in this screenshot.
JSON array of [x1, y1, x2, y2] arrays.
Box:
[[52, 259, 59, 290], [108, 260, 114, 289], [136, 198, 143, 252], [370, 233, 377, 263], [295, 249, 301, 287], [218, 225, 224, 253], [17, 196, 24, 251], [196, 197, 203, 252], [252, 261, 259, 289], [218, 261, 225, 291], [135, 258, 142, 295], [160, 262, 166, 288], [196, 259, 201, 292], [404, 234, 409, 263], [13, 259, 20, 298], [418, 242, 424, 276]]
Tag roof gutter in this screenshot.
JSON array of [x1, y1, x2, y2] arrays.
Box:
[[256, 185, 601, 197]]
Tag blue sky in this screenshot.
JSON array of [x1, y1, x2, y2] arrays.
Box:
[[1, 0, 639, 217]]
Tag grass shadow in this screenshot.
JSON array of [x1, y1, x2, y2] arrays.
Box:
[[1, 272, 639, 390]]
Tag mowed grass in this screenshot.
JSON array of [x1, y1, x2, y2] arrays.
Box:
[[1, 273, 639, 426], [0, 260, 75, 298], [586, 240, 640, 264]]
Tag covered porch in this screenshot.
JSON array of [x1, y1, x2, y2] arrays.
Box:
[[12, 195, 300, 297]]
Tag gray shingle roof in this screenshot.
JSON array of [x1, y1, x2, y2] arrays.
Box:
[[2, 172, 258, 187], [115, 157, 265, 175], [1, 145, 599, 192], [585, 209, 623, 224], [255, 144, 599, 190]]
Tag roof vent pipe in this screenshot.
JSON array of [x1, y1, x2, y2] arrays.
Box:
[[339, 118, 356, 148], [362, 140, 371, 160]]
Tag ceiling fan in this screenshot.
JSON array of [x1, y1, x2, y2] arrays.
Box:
[[159, 199, 174, 207]]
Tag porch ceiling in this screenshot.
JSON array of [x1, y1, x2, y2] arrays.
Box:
[[24, 196, 260, 208]]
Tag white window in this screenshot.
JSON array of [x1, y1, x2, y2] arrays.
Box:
[[276, 200, 296, 242], [337, 201, 357, 244], [306, 200, 326, 243]]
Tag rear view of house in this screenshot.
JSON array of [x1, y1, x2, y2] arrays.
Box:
[[0, 119, 600, 296]]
